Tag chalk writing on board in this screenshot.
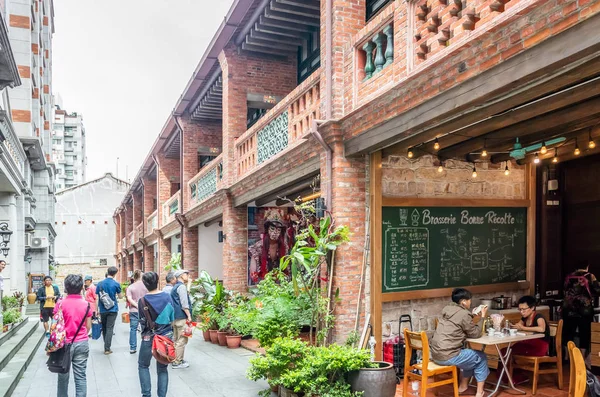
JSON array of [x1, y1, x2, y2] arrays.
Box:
[[382, 207, 527, 293]]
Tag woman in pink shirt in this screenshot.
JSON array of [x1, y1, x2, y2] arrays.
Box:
[[55, 274, 92, 397]]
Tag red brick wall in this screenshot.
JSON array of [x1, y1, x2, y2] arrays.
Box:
[[156, 154, 180, 229], [133, 250, 142, 271], [158, 236, 171, 287], [125, 203, 133, 238], [183, 227, 198, 279], [143, 244, 154, 274], [142, 178, 156, 223], [222, 194, 248, 293]]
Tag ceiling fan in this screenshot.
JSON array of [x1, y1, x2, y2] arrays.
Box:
[[476, 137, 567, 160]]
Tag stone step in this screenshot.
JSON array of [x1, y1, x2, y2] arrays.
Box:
[[0, 323, 44, 397], [25, 304, 39, 317], [0, 318, 38, 372], [0, 317, 29, 348]]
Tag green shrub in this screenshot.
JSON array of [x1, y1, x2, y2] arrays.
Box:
[[1, 296, 19, 311], [2, 308, 22, 325]]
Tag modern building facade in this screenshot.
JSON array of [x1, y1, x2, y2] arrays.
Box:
[[52, 107, 86, 191], [4, 0, 57, 292], [113, 0, 600, 356], [54, 173, 128, 287]]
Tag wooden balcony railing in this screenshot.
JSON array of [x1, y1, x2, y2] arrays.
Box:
[[189, 154, 223, 207], [136, 223, 143, 240], [360, 23, 394, 80], [147, 210, 158, 235], [235, 71, 321, 179], [162, 191, 180, 225]]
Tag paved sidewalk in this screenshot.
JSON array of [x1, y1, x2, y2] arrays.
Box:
[[12, 307, 268, 397]]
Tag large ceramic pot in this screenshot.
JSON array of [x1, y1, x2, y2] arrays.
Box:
[[226, 334, 242, 349], [348, 361, 396, 397], [27, 292, 37, 305], [202, 330, 211, 342], [209, 329, 219, 344], [217, 331, 229, 346]]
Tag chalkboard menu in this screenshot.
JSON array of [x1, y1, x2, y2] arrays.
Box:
[[30, 274, 44, 293], [382, 207, 527, 293]]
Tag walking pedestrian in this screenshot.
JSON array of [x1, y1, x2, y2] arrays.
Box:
[[170, 269, 191, 369], [56, 274, 92, 397], [96, 266, 121, 354], [83, 276, 97, 317], [37, 276, 60, 337], [126, 269, 148, 354], [162, 272, 176, 294], [138, 272, 174, 397]]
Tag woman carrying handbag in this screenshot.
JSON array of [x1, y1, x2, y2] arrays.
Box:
[[47, 274, 92, 397]]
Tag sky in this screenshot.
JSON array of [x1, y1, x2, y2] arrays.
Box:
[[52, 0, 236, 182]]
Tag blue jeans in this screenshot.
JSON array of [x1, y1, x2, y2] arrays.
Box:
[[129, 312, 139, 351], [138, 336, 168, 397], [435, 349, 489, 382], [57, 341, 89, 397]]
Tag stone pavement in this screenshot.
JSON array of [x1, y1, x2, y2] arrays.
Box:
[[11, 308, 269, 397]]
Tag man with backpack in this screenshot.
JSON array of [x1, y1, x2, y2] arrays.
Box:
[[170, 269, 192, 369], [563, 261, 600, 362], [138, 272, 174, 397], [96, 266, 121, 355]]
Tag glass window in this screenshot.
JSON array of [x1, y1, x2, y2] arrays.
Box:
[[366, 0, 393, 21]]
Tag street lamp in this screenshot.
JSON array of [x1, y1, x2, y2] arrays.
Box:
[[0, 222, 12, 244]]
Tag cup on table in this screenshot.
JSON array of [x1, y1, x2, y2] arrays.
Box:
[[509, 328, 517, 336], [487, 329, 495, 337]]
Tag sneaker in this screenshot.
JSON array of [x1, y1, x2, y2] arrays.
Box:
[[172, 362, 190, 369], [104, 350, 113, 355], [45, 332, 50, 338], [130, 350, 136, 354]]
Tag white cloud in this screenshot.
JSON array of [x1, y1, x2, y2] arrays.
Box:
[[52, 0, 235, 182]]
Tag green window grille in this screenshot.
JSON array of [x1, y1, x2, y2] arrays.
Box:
[[196, 167, 217, 202], [191, 183, 197, 200], [169, 199, 179, 215], [257, 111, 288, 165]]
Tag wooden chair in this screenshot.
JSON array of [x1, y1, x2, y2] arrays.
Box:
[[510, 320, 563, 395], [570, 344, 587, 397], [403, 329, 459, 397], [567, 341, 576, 397]]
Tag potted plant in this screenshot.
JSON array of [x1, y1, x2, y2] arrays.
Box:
[[190, 270, 231, 345], [216, 308, 230, 346], [225, 301, 255, 349], [2, 308, 22, 332]]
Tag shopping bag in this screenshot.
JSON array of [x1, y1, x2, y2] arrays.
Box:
[[92, 318, 101, 340]]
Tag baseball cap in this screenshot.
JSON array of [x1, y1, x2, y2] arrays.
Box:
[[84, 275, 93, 281], [174, 269, 189, 278]]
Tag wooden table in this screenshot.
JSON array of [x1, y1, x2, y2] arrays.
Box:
[[466, 333, 545, 397]]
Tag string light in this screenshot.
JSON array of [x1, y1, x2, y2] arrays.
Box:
[[552, 148, 558, 163], [434, 138, 440, 151], [438, 164, 444, 173], [407, 149, 414, 158], [574, 140, 580, 156], [534, 152, 540, 164], [540, 142, 547, 155], [504, 162, 510, 176], [589, 130, 596, 149], [472, 165, 477, 178]]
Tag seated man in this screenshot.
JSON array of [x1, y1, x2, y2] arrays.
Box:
[[431, 288, 489, 397]]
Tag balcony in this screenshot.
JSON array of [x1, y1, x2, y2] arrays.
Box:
[[235, 72, 321, 179], [147, 210, 158, 235], [128, 231, 134, 247], [136, 223, 143, 240], [163, 191, 180, 225], [189, 154, 223, 208]]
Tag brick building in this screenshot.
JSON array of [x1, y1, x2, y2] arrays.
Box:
[[113, 0, 600, 356]]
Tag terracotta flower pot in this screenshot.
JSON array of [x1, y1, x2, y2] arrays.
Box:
[[27, 293, 37, 305], [226, 334, 242, 349], [209, 329, 219, 344], [217, 331, 229, 346], [202, 330, 211, 342]]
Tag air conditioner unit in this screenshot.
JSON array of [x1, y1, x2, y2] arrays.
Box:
[[24, 233, 32, 247], [31, 237, 48, 249]]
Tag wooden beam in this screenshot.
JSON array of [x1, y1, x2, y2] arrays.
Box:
[[381, 197, 530, 207], [264, 9, 321, 26], [277, 0, 320, 11], [255, 22, 311, 39], [270, 0, 321, 18], [408, 75, 600, 159], [346, 12, 600, 157], [381, 281, 530, 302], [241, 42, 295, 56], [246, 36, 298, 51], [259, 15, 317, 32], [489, 116, 600, 163], [250, 29, 304, 46], [370, 151, 383, 361], [438, 96, 600, 160]]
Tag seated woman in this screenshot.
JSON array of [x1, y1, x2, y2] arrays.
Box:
[[501, 295, 550, 384], [431, 288, 489, 397]]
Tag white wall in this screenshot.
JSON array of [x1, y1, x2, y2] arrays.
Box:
[[198, 224, 223, 280], [171, 234, 181, 256], [54, 174, 128, 268]]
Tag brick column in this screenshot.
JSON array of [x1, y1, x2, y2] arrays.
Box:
[[183, 227, 198, 279], [142, 177, 156, 232], [325, 125, 368, 342], [114, 214, 121, 252], [125, 202, 133, 242], [132, 249, 142, 271], [222, 194, 247, 292], [156, 153, 179, 278], [143, 244, 154, 273], [158, 235, 171, 288]]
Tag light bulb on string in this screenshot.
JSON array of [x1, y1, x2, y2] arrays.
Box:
[[552, 149, 558, 163], [534, 152, 540, 164], [589, 130, 596, 149], [434, 138, 440, 151], [407, 149, 414, 158], [504, 162, 510, 176], [540, 142, 547, 155], [574, 140, 580, 156], [481, 139, 488, 157], [438, 164, 443, 173], [472, 165, 477, 178]]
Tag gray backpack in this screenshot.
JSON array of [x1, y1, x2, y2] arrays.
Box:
[[98, 284, 115, 310]]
